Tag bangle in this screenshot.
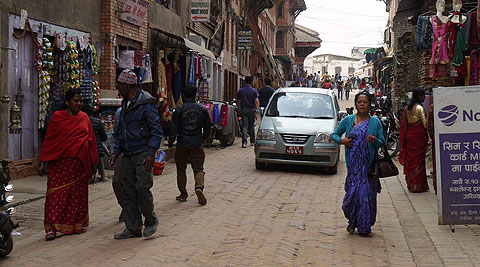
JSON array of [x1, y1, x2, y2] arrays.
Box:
[[340, 139, 343, 145]]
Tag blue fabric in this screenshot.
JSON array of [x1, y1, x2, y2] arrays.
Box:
[[342, 120, 381, 235], [213, 104, 220, 125], [331, 114, 385, 167], [188, 54, 195, 85]]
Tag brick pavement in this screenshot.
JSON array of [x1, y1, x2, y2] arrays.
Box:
[[1, 103, 479, 266]]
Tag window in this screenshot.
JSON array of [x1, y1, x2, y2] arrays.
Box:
[[266, 93, 334, 119], [277, 2, 284, 19], [276, 31, 284, 48]]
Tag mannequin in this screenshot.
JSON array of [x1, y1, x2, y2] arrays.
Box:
[[449, 0, 467, 24], [436, 0, 449, 24], [430, 0, 450, 77]]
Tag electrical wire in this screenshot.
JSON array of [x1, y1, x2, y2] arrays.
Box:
[[306, 4, 388, 18]]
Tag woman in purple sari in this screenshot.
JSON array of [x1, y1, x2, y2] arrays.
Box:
[[332, 92, 385, 236]]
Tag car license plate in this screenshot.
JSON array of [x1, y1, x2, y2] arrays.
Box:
[[286, 146, 303, 155]]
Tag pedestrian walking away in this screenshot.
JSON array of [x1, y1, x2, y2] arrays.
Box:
[[110, 69, 163, 239], [258, 77, 275, 108], [83, 105, 108, 183], [168, 85, 211, 205], [237, 76, 260, 148], [345, 79, 352, 100], [331, 91, 385, 236], [399, 87, 429, 193], [111, 107, 126, 222], [39, 88, 98, 241], [336, 78, 344, 100]]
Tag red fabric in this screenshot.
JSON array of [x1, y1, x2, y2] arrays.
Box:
[[40, 110, 98, 173], [44, 157, 89, 234], [399, 108, 429, 193], [428, 104, 437, 193], [166, 63, 173, 95], [323, 82, 332, 89], [359, 82, 366, 89], [134, 50, 146, 67], [197, 56, 202, 80], [219, 104, 229, 127]]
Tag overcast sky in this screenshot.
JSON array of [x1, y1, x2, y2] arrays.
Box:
[[296, 0, 389, 57]]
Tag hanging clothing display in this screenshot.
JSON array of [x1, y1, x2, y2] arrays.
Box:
[[173, 67, 183, 105], [157, 57, 171, 122], [430, 16, 450, 77], [449, 15, 467, 66], [118, 50, 135, 69]]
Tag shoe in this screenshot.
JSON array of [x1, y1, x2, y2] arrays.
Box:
[[143, 218, 159, 237], [100, 176, 108, 182], [242, 143, 247, 148], [114, 229, 142, 239], [250, 142, 255, 146], [176, 195, 187, 202], [45, 231, 56, 241], [195, 188, 207, 206]]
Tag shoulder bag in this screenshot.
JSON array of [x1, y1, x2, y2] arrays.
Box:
[[368, 141, 399, 179]]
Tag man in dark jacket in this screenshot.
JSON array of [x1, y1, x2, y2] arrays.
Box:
[[83, 105, 108, 183], [258, 77, 275, 108], [168, 85, 211, 205], [110, 69, 163, 239]]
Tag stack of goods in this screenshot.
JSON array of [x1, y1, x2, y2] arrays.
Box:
[[38, 71, 51, 129], [92, 81, 100, 111], [42, 38, 54, 75], [65, 41, 80, 94]]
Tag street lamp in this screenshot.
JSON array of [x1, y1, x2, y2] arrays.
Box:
[[8, 102, 21, 135]]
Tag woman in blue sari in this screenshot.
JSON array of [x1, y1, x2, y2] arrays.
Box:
[[331, 92, 385, 236]]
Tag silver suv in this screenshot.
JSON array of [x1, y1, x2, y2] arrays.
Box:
[[254, 87, 341, 174]]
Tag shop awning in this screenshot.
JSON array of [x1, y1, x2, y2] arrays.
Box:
[[183, 38, 215, 59]]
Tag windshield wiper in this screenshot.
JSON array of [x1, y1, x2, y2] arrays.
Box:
[[312, 116, 334, 119]]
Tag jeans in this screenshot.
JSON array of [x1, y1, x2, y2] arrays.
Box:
[[338, 88, 343, 100], [345, 90, 350, 100], [175, 146, 205, 197], [240, 109, 256, 145], [97, 154, 105, 177], [121, 151, 157, 232]]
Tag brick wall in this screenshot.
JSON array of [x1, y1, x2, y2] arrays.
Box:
[[100, 0, 148, 91]]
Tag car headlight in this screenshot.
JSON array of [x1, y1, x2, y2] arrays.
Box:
[[314, 132, 333, 143], [257, 129, 276, 141]]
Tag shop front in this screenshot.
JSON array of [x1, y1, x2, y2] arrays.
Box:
[[7, 14, 97, 178]]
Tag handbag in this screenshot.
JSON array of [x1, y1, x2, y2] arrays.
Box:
[[368, 142, 399, 179]]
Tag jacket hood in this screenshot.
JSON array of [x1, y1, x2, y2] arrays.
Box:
[[123, 90, 157, 110]]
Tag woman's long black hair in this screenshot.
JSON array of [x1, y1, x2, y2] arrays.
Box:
[[63, 88, 82, 109], [407, 87, 425, 110]]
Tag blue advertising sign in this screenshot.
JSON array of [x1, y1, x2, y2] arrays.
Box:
[[434, 87, 480, 225]]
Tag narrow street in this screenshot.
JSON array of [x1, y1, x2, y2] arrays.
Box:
[[0, 96, 477, 267]]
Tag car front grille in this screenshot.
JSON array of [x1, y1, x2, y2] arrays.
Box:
[[259, 153, 330, 162], [281, 134, 310, 144]]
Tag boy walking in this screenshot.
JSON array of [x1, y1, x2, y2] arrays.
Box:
[[168, 85, 211, 205]]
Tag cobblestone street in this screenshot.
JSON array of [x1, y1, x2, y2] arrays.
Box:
[[0, 98, 478, 267]]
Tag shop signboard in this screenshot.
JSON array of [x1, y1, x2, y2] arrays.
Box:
[[238, 29, 252, 50], [191, 0, 210, 22], [120, 0, 149, 27], [434, 86, 480, 225]]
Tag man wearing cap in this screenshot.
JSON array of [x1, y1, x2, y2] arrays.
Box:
[[110, 69, 163, 239]]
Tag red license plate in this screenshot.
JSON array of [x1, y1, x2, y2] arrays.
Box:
[[286, 146, 303, 155]]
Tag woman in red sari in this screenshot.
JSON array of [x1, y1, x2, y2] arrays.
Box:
[[39, 89, 98, 240], [399, 88, 429, 193]]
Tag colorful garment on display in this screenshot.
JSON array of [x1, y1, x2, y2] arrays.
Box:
[[134, 50, 146, 67], [118, 50, 135, 69], [157, 58, 171, 122], [417, 16, 434, 50], [448, 16, 467, 66], [173, 67, 182, 105], [470, 51, 480, 85], [471, 12, 480, 44], [213, 104, 220, 125], [188, 54, 195, 85], [139, 54, 153, 84], [430, 16, 450, 77], [219, 104, 229, 127]]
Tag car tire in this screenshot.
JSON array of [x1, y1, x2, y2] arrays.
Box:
[[326, 161, 338, 175], [255, 160, 266, 170]]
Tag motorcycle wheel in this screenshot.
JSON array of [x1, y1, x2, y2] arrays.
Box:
[[0, 235, 13, 257], [387, 137, 400, 158]]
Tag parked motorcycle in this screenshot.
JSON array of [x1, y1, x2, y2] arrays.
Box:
[[372, 95, 400, 158], [0, 160, 17, 257]]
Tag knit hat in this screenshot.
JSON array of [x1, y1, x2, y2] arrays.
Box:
[[117, 69, 137, 85]]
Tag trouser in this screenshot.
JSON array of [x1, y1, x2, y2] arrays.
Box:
[[97, 154, 105, 177], [122, 151, 157, 232], [345, 90, 350, 100], [240, 109, 256, 145], [112, 155, 125, 215], [175, 146, 205, 197], [338, 88, 343, 99]]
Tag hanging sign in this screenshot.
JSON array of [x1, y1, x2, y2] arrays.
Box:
[[238, 29, 252, 50], [434, 86, 480, 225], [120, 0, 150, 27], [190, 0, 210, 22]]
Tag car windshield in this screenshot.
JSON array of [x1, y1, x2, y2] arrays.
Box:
[[266, 92, 334, 119]]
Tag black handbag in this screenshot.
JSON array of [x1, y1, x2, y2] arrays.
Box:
[[368, 142, 399, 179]]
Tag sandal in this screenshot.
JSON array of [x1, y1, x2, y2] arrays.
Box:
[[45, 231, 56, 241], [346, 226, 355, 234]]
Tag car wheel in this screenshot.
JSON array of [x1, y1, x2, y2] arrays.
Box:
[[326, 161, 338, 175], [255, 160, 266, 170]]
